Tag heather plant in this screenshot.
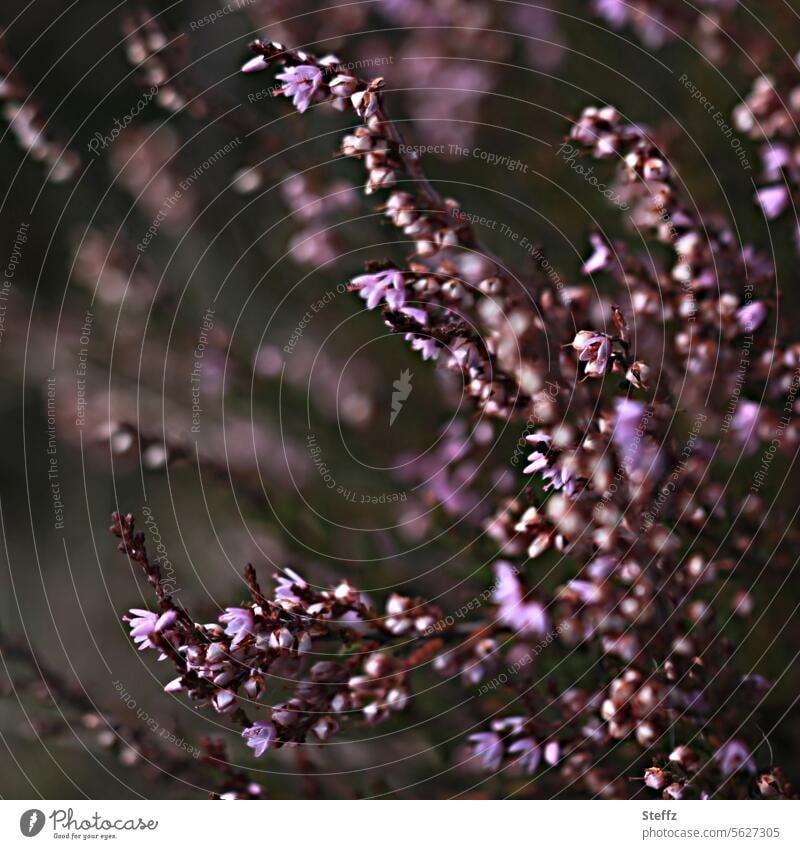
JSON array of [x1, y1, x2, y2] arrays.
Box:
[[1, 1, 799, 803]]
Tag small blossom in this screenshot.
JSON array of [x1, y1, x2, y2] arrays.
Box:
[[714, 739, 756, 776], [219, 607, 254, 647], [582, 233, 612, 275], [468, 731, 503, 771], [577, 333, 612, 377], [274, 567, 308, 602], [761, 144, 790, 180], [736, 301, 767, 333], [240, 56, 268, 74], [508, 738, 541, 774], [242, 721, 276, 757], [757, 773, 780, 797], [566, 579, 602, 604], [328, 74, 357, 97], [124, 609, 170, 651], [544, 740, 560, 765], [523, 450, 549, 475], [493, 561, 549, 636], [351, 88, 380, 119], [755, 184, 790, 219], [400, 306, 427, 325], [351, 269, 406, 310], [275, 65, 322, 113], [625, 361, 650, 389], [644, 766, 668, 790], [731, 401, 761, 454], [408, 336, 438, 360], [212, 689, 238, 714]]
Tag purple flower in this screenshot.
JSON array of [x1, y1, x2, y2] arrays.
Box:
[[219, 607, 254, 647], [493, 561, 550, 636], [523, 450, 549, 475], [736, 301, 767, 333], [611, 398, 664, 483], [351, 89, 380, 119], [407, 336, 439, 360], [399, 306, 438, 358], [714, 739, 756, 776], [523, 446, 576, 495], [644, 767, 668, 789], [731, 401, 761, 454], [241, 56, 268, 74], [468, 731, 503, 771], [755, 185, 790, 219], [566, 579, 602, 604], [212, 689, 238, 714], [400, 306, 427, 324], [351, 269, 406, 310], [274, 567, 308, 602], [593, 0, 628, 28], [582, 233, 612, 275], [612, 398, 645, 446], [541, 464, 577, 496], [275, 65, 323, 113], [544, 740, 560, 765], [572, 331, 611, 377], [242, 721, 277, 757], [587, 555, 617, 580], [761, 144, 790, 180], [124, 608, 176, 651], [508, 738, 541, 774]]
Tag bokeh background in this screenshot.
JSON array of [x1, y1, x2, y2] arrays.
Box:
[[0, 0, 798, 798]]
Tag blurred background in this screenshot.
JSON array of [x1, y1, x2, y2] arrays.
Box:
[[0, 0, 798, 798]]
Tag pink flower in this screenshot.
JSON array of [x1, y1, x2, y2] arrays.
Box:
[[736, 301, 766, 333], [468, 731, 503, 771], [731, 401, 761, 454], [351, 89, 380, 119], [508, 738, 540, 774], [755, 185, 789, 219], [406, 335, 439, 360], [275, 65, 323, 113], [124, 608, 176, 651], [761, 144, 790, 180], [544, 740, 560, 765], [219, 607, 254, 647], [523, 450, 549, 475], [566, 579, 602, 604], [242, 721, 277, 757], [241, 56, 268, 74], [274, 567, 308, 602], [493, 561, 549, 636], [212, 689, 238, 714], [351, 269, 406, 310], [572, 331, 611, 377], [644, 767, 668, 789], [714, 739, 756, 776], [582, 233, 612, 275]]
